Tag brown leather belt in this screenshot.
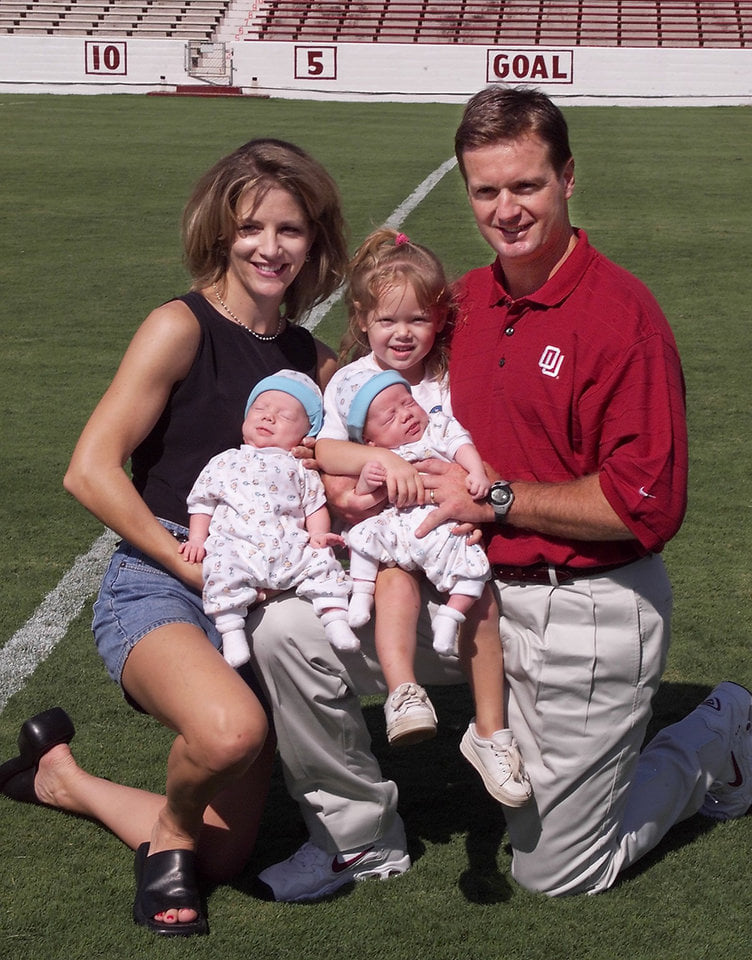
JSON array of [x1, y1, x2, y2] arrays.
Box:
[[491, 561, 630, 586]]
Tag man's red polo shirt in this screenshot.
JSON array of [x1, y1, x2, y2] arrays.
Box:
[[449, 229, 688, 568]]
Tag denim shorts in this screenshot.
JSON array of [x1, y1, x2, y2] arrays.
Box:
[[92, 518, 268, 716]]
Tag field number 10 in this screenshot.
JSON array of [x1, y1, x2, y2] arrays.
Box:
[[85, 41, 127, 75]]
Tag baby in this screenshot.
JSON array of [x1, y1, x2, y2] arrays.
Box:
[[182, 369, 357, 667], [341, 369, 491, 657]]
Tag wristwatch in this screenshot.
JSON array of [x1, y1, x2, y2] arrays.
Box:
[[486, 480, 514, 523]]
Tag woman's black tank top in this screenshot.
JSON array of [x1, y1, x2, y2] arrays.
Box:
[[131, 291, 319, 527]]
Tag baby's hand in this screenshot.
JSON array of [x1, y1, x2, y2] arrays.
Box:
[[361, 460, 388, 487], [465, 472, 491, 499], [309, 532, 346, 551], [179, 540, 206, 564], [355, 460, 389, 497]]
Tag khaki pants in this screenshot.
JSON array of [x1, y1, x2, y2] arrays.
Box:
[[249, 555, 729, 893]]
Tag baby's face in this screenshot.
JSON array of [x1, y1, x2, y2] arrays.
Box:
[[243, 390, 309, 450], [362, 384, 428, 449]]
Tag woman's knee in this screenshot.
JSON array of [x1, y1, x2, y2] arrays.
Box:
[[186, 696, 269, 774]]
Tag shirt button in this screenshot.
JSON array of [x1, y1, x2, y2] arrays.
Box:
[[505, 326, 515, 336], [498, 357, 505, 367]]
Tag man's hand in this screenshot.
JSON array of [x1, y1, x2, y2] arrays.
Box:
[[419, 463, 635, 542], [415, 459, 493, 538]]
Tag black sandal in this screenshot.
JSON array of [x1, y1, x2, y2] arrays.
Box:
[[132, 843, 208, 936], [0, 707, 75, 805]]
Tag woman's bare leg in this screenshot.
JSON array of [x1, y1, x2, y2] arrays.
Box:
[[33, 620, 271, 925], [122, 622, 267, 845], [33, 731, 275, 881]]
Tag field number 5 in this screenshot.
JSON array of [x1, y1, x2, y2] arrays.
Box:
[[295, 46, 337, 80]]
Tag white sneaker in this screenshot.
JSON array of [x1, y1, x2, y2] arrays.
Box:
[[698, 681, 752, 821], [460, 722, 533, 807], [384, 682, 437, 746], [255, 817, 410, 902]]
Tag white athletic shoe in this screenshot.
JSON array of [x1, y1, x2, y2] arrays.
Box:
[[384, 682, 437, 746], [698, 681, 752, 821], [460, 722, 533, 807], [255, 817, 410, 902]]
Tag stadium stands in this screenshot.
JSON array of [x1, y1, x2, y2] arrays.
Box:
[[1, 0, 751, 46], [0, 0, 230, 38], [248, 1, 752, 47]]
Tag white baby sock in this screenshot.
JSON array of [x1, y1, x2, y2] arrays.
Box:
[[431, 605, 466, 658], [321, 609, 361, 652], [348, 580, 376, 628], [222, 628, 251, 668]]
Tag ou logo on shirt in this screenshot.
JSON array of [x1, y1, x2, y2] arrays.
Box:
[[539, 345, 564, 378]]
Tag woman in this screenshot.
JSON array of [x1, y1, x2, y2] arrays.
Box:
[[0, 138, 348, 935]]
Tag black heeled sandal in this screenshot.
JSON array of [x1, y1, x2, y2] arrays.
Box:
[[132, 842, 209, 937], [0, 707, 75, 805]]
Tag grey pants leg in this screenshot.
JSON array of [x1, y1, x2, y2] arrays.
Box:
[[249, 559, 731, 893], [248, 593, 394, 852], [247, 587, 465, 853], [500, 555, 731, 895]]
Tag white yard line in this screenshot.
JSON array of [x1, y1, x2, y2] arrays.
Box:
[[302, 156, 458, 330], [0, 156, 458, 713], [0, 528, 119, 711]]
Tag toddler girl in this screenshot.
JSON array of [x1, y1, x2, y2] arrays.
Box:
[[316, 229, 531, 807]]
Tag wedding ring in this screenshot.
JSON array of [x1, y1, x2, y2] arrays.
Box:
[[429, 489, 435, 504]]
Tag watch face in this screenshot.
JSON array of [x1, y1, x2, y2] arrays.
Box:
[[490, 484, 512, 507]]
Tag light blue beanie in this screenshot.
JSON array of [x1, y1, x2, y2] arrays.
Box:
[[244, 369, 324, 436], [345, 370, 412, 443]]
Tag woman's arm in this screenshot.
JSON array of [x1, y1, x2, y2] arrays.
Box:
[[287, 337, 339, 470], [63, 300, 204, 586]]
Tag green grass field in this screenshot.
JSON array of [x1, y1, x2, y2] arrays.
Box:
[[1, 94, 751, 960]]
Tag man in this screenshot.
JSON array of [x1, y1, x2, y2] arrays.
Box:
[[419, 84, 751, 894], [248, 85, 751, 901]]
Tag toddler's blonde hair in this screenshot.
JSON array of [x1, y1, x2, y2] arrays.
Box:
[[339, 227, 454, 380]]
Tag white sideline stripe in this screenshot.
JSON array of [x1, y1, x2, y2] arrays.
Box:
[[0, 157, 457, 713], [302, 156, 458, 331], [0, 528, 119, 712]]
